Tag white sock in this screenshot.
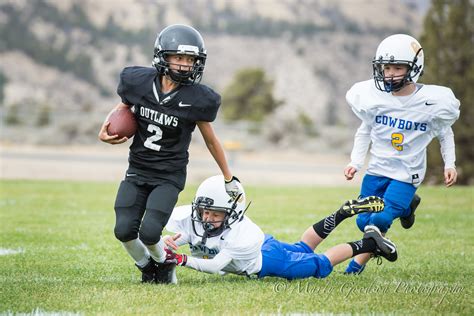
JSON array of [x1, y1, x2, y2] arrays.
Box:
[[145, 239, 166, 263], [122, 239, 149, 268]]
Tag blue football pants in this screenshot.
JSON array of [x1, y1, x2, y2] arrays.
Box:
[[258, 235, 333, 280], [356, 174, 417, 233]]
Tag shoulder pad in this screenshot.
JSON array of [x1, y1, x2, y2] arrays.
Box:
[[117, 66, 157, 105], [418, 85, 460, 120], [120, 66, 157, 89], [346, 80, 383, 112], [184, 84, 221, 122]]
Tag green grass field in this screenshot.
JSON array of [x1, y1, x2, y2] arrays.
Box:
[[0, 180, 473, 315]]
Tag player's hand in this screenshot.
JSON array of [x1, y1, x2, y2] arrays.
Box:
[[98, 121, 128, 145], [163, 233, 181, 251], [344, 166, 357, 180], [444, 168, 457, 187], [224, 176, 242, 200], [164, 248, 187, 266]]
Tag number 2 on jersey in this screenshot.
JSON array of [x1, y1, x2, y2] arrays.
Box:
[[144, 124, 163, 151], [391, 132, 404, 151]]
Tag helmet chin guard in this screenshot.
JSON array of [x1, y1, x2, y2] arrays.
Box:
[[372, 34, 424, 93]]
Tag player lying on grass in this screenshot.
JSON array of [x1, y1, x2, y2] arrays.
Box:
[[159, 175, 396, 282]]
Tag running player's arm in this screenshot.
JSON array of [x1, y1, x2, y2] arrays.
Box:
[[98, 102, 129, 144], [345, 81, 375, 180], [432, 88, 460, 187], [437, 127, 457, 187], [349, 121, 372, 170], [345, 121, 371, 180], [197, 121, 233, 181], [99, 67, 137, 144], [438, 127, 456, 169]]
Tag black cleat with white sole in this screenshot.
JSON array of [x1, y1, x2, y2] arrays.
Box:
[[136, 258, 158, 283], [155, 262, 177, 284], [400, 194, 421, 229], [363, 225, 398, 262], [339, 196, 385, 216]]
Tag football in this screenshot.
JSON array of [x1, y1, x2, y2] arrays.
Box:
[[107, 107, 137, 138]]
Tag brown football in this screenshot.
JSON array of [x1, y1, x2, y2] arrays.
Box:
[[107, 107, 137, 138]]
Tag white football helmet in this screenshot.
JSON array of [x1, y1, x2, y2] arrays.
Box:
[[372, 34, 424, 92], [191, 175, 246, 243]]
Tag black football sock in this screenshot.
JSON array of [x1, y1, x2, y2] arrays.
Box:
[[348, 238, 377, 256], [312, 207, 349, 239]]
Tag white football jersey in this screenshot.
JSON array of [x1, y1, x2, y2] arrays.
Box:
[[346, 80, 460, 185], [165, 205, 265, 275]]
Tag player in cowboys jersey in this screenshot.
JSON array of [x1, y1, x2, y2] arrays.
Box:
[[160, 175, 396, 282], [98, 24, 242, 283], [343, 34, 460, 274]]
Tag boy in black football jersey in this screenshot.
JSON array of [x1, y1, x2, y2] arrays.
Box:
[[98, 24, 242, 283]]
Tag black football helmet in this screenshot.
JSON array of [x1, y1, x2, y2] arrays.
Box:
[[152, 24, 207, 85]]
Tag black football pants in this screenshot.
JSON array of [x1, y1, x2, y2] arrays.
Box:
[[113, 180, 181, 245]]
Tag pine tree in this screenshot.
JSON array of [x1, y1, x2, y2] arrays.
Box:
[[420, 0, 474, 184], [222, 68, 281, 122]]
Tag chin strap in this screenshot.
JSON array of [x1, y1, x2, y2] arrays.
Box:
[[201, 222, 216, 245], [384, 76, 407, 92], [201, 229, 209, 245]]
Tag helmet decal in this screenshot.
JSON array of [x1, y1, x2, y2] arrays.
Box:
[[177, 45, 200, 54], [411, 42, 423, 57]]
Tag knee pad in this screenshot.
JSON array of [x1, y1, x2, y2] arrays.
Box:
[[356, 213, 371, 232], [114, 222, 139, 242], [139, 209, 172, 245], [113, 181, 142, 242], [315, 255, 333, 279], [370, 213, 393, 233]]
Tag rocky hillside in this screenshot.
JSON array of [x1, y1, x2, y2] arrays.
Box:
[[0, 0, 426, 150]]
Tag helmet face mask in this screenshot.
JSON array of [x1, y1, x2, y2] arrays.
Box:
[[372, 34, 424, 93], [156, 51, 206, 85], [191, 197, 238, 239], [152, 24, 207, 85], [373, 59, 419, 92], [190, 176, 246, 243]]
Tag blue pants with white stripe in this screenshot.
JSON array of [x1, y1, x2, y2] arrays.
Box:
[[356, 174, 417, 233], [258, 234, 333, 280]]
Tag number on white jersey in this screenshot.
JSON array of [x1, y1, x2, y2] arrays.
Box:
[[391, 132, 404, 151]]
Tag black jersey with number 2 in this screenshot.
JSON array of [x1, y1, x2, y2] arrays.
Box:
[[117, 66, 220, 181]]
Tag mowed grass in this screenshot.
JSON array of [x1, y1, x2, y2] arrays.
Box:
[[0, 180, 473, 315]]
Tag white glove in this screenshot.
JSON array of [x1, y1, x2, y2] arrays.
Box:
[[224, 176, 242, 200]]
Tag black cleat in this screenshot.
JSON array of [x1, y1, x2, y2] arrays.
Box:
[[136, 258, 157, 283], [363, 225, 397, 262], [339, 196, 385, 216], [400, 194, 421, 229], [155, 262, 177, 284]]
